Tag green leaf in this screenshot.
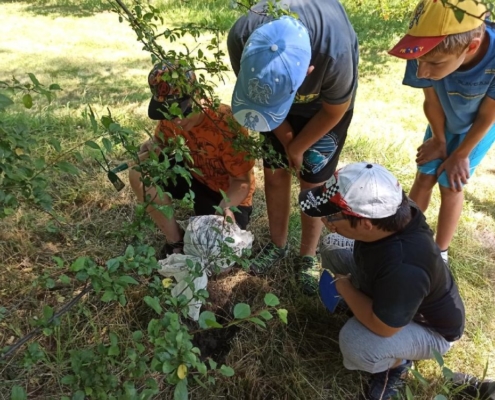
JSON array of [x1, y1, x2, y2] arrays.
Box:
[[219, 365, 235, 377], [264, 293, 280, 307], [198, 311, 217, 329], [0, 93, 14, 109], [259, 310, 273, 321], [102, 137, 112, 153], [173, 378, 188, 400], [59, 274, 70, 284], [208, 359, 217, 370], [85, 140, 100, 150], [118, 275, 139, 285], [277, 309, 288, 324], [45, 278, 55, 289], [109, 332, 118, 346], [205, 319, 223, 328], [101, 290, 115, 302], [52, 256, 64, 268], [453, 8, 465, 23], [108, 345, 120, 356], [88, 105, 98, 133], [144, 296, 163, 314], [48, 138, 62, 152], [72, 390, 85, 400], [405, 385, 414, 400], [442, 366, 454, 380], [49, 83, 61, 91], [162, 360, 176, 374], [410, 369, 429, 387], [193, 375, 208, 389], [101, 115, 113, 129], [432, 348, 444, 367], [433, 396, 448, 400], [43, 305, 54, 320], [61, 375, 76, 385], [28, 73, 41, 86], [132, 330, 143, 341], [196, 362, 207, 375], [56, 161, 79, 175], [249, 317, 266, 328], [11, 385, 27, 400], [3, 208, 15, 216], [22, 94, 33, 109], [71, 257, 87, 272], [233, 303, 251, 319]]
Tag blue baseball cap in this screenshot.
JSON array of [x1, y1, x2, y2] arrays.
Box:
[[319, 270, 341, 313], [232, 16, 311, 132]]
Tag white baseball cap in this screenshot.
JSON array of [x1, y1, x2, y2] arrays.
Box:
[[299, 162, 403, 218]]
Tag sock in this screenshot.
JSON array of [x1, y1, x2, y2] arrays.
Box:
[[440, 249, 449, 263]]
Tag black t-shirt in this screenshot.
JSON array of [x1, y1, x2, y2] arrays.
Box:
[[354, 206, 465, 341], [227, 0, 359, 118]]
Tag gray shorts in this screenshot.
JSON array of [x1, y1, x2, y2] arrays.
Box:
[[320, 235, 453, 374]]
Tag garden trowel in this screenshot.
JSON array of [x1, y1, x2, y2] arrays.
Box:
[[107, 151, 149, 192]]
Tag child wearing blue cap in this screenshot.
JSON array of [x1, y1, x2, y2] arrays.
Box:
[[227, 0, 359, 294], [299, 162, 465, 400]]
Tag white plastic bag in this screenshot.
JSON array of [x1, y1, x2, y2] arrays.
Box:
[[158, 215, 254, 320]]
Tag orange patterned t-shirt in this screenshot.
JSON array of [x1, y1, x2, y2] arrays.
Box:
[[154, 104, 255, 206]]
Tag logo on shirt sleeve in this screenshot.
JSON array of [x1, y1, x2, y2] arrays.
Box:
[[294, 92, 319, 103]]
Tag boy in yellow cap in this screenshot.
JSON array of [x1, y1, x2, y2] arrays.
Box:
[[389, 0, 495, 263]]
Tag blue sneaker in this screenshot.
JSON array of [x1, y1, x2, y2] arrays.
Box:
[[367, 360, 412, 400]]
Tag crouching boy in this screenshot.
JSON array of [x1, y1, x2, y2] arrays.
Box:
[[130, 62, 255, 257], [299, 162, 465, 399]]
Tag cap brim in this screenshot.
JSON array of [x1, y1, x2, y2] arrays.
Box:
[[319, 270, 341, 313], [388, 34, 446, 60], [231, 74, 293, 132], [299, 187, 341, 217]]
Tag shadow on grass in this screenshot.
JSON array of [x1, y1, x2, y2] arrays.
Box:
[[9, 0, 241, 28], [18, 56, 151, 107], [1, 0, 114, 17], [466, 191, 495, 222]]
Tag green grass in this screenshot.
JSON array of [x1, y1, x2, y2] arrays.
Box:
[[1, 0, 495, 399]]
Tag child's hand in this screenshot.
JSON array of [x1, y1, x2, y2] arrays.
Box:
[[416, 137, 447, 165], [223, 208, 236, 226], [140, 139, 162, 155], [437, 154, 470, 191]]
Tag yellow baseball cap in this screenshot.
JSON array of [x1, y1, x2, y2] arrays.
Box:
[[389, 0, 487, 60]]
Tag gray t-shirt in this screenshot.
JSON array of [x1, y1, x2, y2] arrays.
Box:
[[227, 0, 359, 118]]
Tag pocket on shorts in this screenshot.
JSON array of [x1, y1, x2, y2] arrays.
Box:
[[303, 132, 338, 174]]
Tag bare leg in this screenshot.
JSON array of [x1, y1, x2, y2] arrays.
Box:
[[409, 172, 437, 212], [128, 168, 182, 243], [299, 179, 324, 256], [436, 185, 464, 251], [264, 167, 292, 248]]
